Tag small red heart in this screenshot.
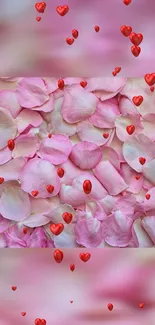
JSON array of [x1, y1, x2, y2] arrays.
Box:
[[46, 184, 54, 194], [0, 177, 4, 184], [35, 2, 46, 13], [138, 303, 144, 309], [72, 29, 79, 39], [144, 73, 155, 86], [48, 133, 52, 138], [126, 125, 135, 135], [103, 133, 109, 139], [107, 303, 113, 311], [70, 264, 75, 272], [131, 45, 141, 57], [58, 79, 64, 90], [62, 212, 73, 224], [80, 252, 91, 262], [123, 0, 132, 5], [80, 81, 87, 88], [150, 86, 154, 92], [53, 249, 64, 263], [139, 157, 146, 165], [70, 300, 73, 303], [56, 5, 69, 16], [66, 37, 74, 45], [129, 32, 143, 46], [115, 67, 121, 73], [31, 190, 38, 197], [135, 175, 140, 180], [8, 139, 15, 151], [21, 312, 26, 316], [40, 320, 46, 325], [11, 286, 17, 291], [50, 223, 64, 236], [132, 96, 143, 106], [120, 25, 132, 37], [36, 16, 41, 22], [83, 180, 92, 194], [35, 318, 42, 325], [94, 25, 100, 32], [57, 168, 64, 178], [145, 194, 150, 200], [112, 70, 117, 76]]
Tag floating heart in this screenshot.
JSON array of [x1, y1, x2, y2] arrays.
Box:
[[144, 73, 155, 86], [94, 25, 100, 32], [0, 177, 4, 184], [35, 2, 46, 13], [11, 286, 17, 291], [58, 79, 65, 90], [50, 223, 64, 235], [21, 312, 26, 316], [80, 252, 91, 262], [62, 212, 73, 224], [131, 45, 141, 57], [83, 180, 92, 194], [56, 5, 69, 16], [72, 29, 79, 39], [107, 303, 113, 311], [132, 95, 143, 106], [123, 0, 132, 5], [70, 264, 75, 272], [66, 38, 74, 45], [120, 25, 132, 37], [139, 157, 146, 165], [46, 184, 54, 194], [31, 190, 38, 197], [36, 16, 41, 22], [129, 32, 143, 46], [126, 125, 135, 135], [80, 81, 87, 88], [53, 249, 64, 263]]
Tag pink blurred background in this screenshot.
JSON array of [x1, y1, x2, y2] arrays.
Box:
[[0, 248, 155, 325], [0, 0, 155, 76]]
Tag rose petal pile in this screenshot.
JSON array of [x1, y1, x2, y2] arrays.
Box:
[[0, 77, 155, 247]]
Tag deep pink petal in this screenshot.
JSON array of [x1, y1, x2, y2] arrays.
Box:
[[70, 141, 102, 169], [89, 97, 120, 128]]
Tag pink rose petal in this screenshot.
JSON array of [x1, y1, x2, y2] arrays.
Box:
[[70, 141, 102, 170], [0, 107, 17, 149], [0, 90, 21, 118], [13, 135, 39, 159], [75, 217, 102, 248], [89, 97, 120, 128], [16, 109, 43, 133]]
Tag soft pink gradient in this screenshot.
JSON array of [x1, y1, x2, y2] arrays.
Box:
[[0, 249, 155, 325], [1, 77, 155, 248], [0, 0, 155, 76]]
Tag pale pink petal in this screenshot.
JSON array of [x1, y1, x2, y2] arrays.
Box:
[[142, 216, 155, 244], [16, 78, 49, 108], [123, 134, 155, 172], [22, 214, 50, 227], [22, 197, 51, 227], [0, 214, 11, 233], [0, 185, 31, 221], [77, 120, 113, 146], [112, 193, 136, 218], [110, 133, 125, 161], [72, 173, 108, 200], [43, 78, 58, 94], [143, 187, 155, 212], [58, 159, 86, 185], [4, 225, 27, 248], [13, 135, 39, 159], [53, 224, 78, 248], [46, 203, 76, 224], [61, 85, 98, 123], [0, 90, 21, 118], [89, 97, 120, 128], [30, 197, 51, 215], [0, 147, 12, 165], [141, 114, 155, 141], [102, 211, 133, 247], [93, 161, 128, 195], [32, 94, 54, 112], [101, 146, 121, 171], [0, 157, 26, 180], [0, 234, 6, 247], [120, 163, 144, 194], [132, 218, 153, 247], [59, 184, 86, 208], [99, 195, 118, 216], [86, 200, 107, 221], [50, 97, 77, 136], [20, 158, 60, 198], [26, 227, 50, 248], [119, 95, 138, 115], [86, 77, 127, 100], [143, 159, 155, 185], [38, 134, 72, 165], [70, 141, 102, 170], [75, 218, 102, 247], [16, 109, 43, 133], [115, 114, 143, 142], [0, 107, 17, 149]]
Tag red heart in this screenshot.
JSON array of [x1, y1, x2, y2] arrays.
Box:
[[58, 79, 65, 90], [50, 223, 64, 235], [83, 180, 92, 194], [115, 67, 121, 73], [94, 25, 100, 33], [57, 168, 64, 178], [35, 318, 43, 325], [150, 86, 154, 92], [72, 29, 79, 39], [123, 0, 132, 5], [131, 45, 141, 57], [35, 2, 46, 13], [56, 5, 69, 16], [80, 252, 91, 262], [8, 139, 15, 151], [46, 184, 54, 194], [129, 32, 143, 46], [21, 312, 26, 316], [53, 249, 64, 263], [112, 70, 117, 76], [11, 286, 17, 291], [139, 157, 146, 165], [40, 320, 46, 325], [145, 194, 150, 200], [70, 264, 75, 272], [103, 133, 109, 139], [70, 300, 73, 303], [107, 303, 113, 311], [126, 125, 135, 135], [36, 16, 41, 22], [144, 73, 155, 86], [138, 303, 144, 309], [62, 212, 73, 224], [0, 177, 4, 184], [80, 81, 87, 88], [132, 95, 143, 106], [120, 25, 132, 37], [66, 38, 74, 45], [31, 190, 38, 197]]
